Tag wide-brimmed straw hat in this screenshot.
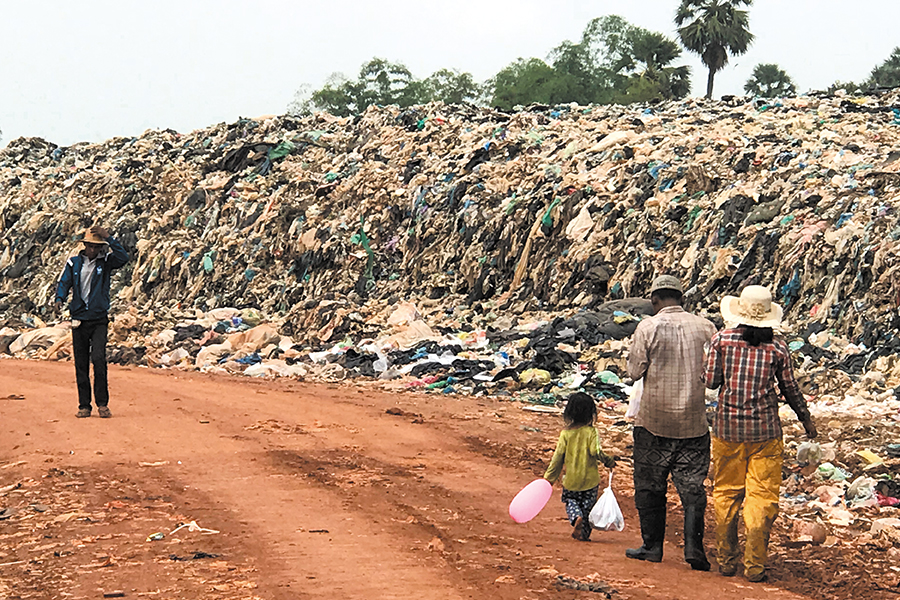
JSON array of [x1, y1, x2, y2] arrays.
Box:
[[81, 229, 108, 245], [720, 285, 783, 328]]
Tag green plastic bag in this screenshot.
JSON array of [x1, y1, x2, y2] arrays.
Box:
[[268, 141, 295, 161]]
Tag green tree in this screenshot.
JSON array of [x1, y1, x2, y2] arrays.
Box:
[[489, 58, 578, 110], [621, 29, 692, 101], [867, 47, 900, 89], [548, 39, 603, 102], [574, 15, 691, 103], [289, 59, 481, 116], [312, 75, 363, 117], [489, 15, 691, 108], [676, 0, 755, 99], [421, 69, 482, 104], [744, 63, 797, 97], [354, 58, 420, 108]]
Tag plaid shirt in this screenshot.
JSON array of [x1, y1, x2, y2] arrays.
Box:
[[627, 306, 717, 439], [705, 329, 811, 443]]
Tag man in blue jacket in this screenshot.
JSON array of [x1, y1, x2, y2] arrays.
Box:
[[54, 226, 130, 418]]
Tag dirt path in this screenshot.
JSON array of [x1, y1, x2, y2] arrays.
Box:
[[0, 360, 814, 600]]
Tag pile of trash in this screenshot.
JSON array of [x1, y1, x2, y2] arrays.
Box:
[[2, 92, 900, 406], [0, 298, 646, 407], [775, 425, 900, 566]]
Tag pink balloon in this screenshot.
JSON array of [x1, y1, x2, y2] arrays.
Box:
[[509, 478, 553, 523]]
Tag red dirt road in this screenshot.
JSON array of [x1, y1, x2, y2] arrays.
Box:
[[0, 360, 813, 600]]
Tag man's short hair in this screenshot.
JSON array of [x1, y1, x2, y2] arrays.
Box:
[[650, 288, 683, 304]]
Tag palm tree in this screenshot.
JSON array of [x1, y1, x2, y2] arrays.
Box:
[[572, 16, 693, 103], [744, 63, 796, 97], [676, 0, 754, 99], [628, 30, 693, 100]]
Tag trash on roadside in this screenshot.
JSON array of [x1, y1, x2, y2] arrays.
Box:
[[169, 520, 220, 535]]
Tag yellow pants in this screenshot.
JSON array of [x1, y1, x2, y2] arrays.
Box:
[[712, 437, 783, 577]]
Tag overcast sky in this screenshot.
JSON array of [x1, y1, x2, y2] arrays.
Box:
[[1, 0, 895, 147]]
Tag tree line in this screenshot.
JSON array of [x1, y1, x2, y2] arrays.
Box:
[[285, 0, 898, 116]]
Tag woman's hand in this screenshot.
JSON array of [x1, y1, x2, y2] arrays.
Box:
[[803, 418, 818, 439]]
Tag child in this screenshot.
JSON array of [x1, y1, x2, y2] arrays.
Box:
[[544, 392, 616, 541]]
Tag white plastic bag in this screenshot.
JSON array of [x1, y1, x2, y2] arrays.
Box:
[[625, 378, 643, 419], [589, 472, 625, 532]]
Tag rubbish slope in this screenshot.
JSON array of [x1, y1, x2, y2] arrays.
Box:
[[2, 94, 899, 348]]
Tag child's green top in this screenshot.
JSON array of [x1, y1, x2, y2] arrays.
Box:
[[543, 425, 615, 491]]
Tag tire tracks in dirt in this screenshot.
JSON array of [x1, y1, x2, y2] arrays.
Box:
[[1, 361, 813, 600]]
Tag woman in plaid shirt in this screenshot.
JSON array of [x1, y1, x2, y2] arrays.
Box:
[[706, 285, 817, 583]]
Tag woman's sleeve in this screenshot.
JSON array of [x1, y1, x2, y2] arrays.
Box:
[[775, 340, 811, 422]]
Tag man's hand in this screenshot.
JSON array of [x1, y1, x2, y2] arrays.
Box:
[[90, 225, 110, 240], [803, 418, 818, 439]]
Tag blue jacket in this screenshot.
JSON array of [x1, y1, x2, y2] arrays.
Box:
[[55, 237, 130, 321]]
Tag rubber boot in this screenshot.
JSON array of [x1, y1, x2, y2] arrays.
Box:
[[683, 504, 711, 571], [625, 508, 665, 562]]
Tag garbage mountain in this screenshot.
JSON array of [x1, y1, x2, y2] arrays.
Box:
[[1, 93, 900, 380]]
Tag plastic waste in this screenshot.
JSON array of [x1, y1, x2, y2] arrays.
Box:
[[625, 378, 643, 419], [589, 472, 624, 532], [597, 371, 621, 385], [817, 462, 851, 481], [169, 520, 220, 535], [797, 442, 823, 466], [847, 476, 876, 504], [856, 449, 884, 465], [519, 369, 552, 386]]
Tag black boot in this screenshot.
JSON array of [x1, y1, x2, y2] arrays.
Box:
[[626, 508, 665, 562], [683, 504, 711, 571]]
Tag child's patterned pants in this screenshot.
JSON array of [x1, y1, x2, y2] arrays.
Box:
[[561, 486, 599, 538]]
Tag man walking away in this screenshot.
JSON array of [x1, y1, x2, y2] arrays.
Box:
[[55, 226, 130, 418], [625, 275, 717, 570]]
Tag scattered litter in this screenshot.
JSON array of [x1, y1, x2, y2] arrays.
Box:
[[169, 520, 220, 535], [0, 508, 18, 521], [555, 575, 616, 596], [0, 482, 22, 494], [169, 552, 221, 561], [0, 560, 26, 567]]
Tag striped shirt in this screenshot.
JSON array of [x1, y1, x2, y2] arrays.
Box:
[[705, 329, 811, 443], [627, 306, 717, 439]]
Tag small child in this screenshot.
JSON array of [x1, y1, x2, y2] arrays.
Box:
[[543, 392, 616, 541]]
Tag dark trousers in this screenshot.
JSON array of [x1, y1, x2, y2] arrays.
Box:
[[72, 319, 109, 410], [632, 427, 710, 548]]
